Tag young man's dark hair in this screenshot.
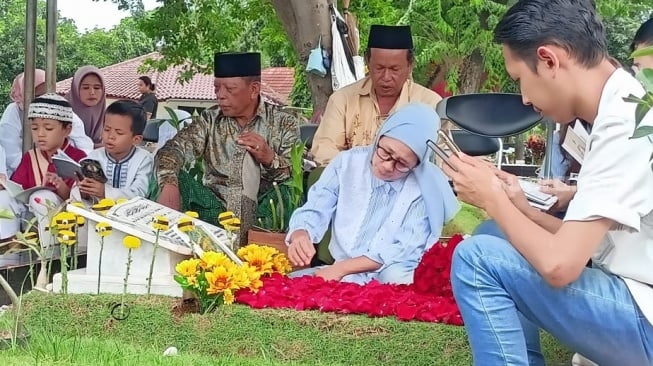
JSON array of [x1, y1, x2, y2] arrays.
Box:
[[631, 17, 653, 51], [105, 99, 147, 135], [494, 0, 608, 72]]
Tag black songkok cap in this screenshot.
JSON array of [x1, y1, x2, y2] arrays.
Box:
[[367, 25, 414, 50], [213, 52, 261, 78]]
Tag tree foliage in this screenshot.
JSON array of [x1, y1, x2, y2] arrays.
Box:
[[0, 0, 155, 111]]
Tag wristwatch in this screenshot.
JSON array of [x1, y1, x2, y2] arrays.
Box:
[[268, 153, 281, 169]]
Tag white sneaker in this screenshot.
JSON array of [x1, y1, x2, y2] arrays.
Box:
[[571, 353, 599, 366]]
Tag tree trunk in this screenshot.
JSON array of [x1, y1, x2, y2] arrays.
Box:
[[458, 49, 485, 94], [270, 0, 333, 113]]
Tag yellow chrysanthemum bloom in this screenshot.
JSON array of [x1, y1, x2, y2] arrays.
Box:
[[57, 230, 76, 246], [95, 222, 112, 237], [205, 265, 233, 295], [272, 253, 293, 274], [177, 217, 195, 232], [237, 245, 275, 275], [175, 258, 201, 278], [123, 235, 141, 249], [185, 211, 199, 219], [54, 211, 77, 230], [240, 263, 264, 292], [223, 289, 235, 305], [200, 251, 233, 271], [230, 267, 251, 289]]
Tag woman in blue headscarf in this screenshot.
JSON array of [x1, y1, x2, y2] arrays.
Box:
[[286, 103, 459, 285]]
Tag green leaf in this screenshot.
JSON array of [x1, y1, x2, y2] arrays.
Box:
[[632, 45, 653, 58], [635, 69, 653, 92], [173, 274, 187, 286], [630, 125, 653, 139], [635, 102, 652, 128], [0, 209, 14, 220], [623, 94, 646, 104]]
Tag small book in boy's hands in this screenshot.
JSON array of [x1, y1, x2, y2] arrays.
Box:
[[518, 179, 558, 211], [0, 179, 55, 204], [53, 150, 107, 183]]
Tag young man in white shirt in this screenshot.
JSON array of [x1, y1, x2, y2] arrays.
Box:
[[442, 0, 653, 365]]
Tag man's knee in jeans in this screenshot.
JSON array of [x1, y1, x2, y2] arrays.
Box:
[[377, 263, 414, 285], [472, 219, 507, 239]]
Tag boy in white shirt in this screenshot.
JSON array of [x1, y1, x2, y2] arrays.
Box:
[[72, 100, 153, 202], [442, 0, 653, 365]]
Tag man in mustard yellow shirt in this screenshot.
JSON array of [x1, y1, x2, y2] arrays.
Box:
[[311, 24, 446, 165]]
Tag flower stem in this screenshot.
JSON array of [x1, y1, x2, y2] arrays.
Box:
[[97, 238, 104, 294], [122, 248, 133, 318], [72, 226, 78, 270], [28, 250, 34, 288], [60, 244, 68, 295], [147, 230, 160, 297]]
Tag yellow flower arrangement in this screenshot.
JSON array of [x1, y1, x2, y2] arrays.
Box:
[[92, 198, 116, 215], [218, 211, 241, 250], [174, 244, 290, 314]]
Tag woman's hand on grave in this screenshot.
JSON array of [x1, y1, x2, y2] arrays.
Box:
[[287, 229, 315, 267]]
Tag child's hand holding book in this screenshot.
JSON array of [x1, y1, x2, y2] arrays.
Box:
[[79, 177, 106, 199]]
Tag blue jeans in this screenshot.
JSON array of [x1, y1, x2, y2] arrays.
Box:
[[451, 233, 653, 365]]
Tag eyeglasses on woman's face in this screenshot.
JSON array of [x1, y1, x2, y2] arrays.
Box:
[[375, 144, 415, 173]]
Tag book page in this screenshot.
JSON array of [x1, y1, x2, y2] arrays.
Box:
[[53, 150, 82, 179], [561, 121, 589, 164]]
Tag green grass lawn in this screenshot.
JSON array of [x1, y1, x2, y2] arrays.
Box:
[[0, 293, 572, 365]]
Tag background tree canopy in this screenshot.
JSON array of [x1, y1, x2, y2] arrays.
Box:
[[0, 0, 155, 111], [1, 0, 651, 112]]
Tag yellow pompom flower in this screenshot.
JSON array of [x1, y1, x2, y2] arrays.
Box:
[[70, 201, 85, 208], [76, 214, 85, 227], [123, 235, 141, 249], [54, 211, 77, 230], [218, 211, 241, 232], [57, 230, 76, 246], [22, 231, 39, 244], [92, 198, 115, 214], [200, 251, 232, 271], [95, 222, 112, 237], [152, 215, 169, 231], [177, 216, 195, 232], [116, 198, 128, 204], [185, 211, 199, 219]]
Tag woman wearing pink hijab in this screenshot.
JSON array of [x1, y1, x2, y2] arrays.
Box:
[[65, 66, 107, 146], [0, 69, 93, 176]]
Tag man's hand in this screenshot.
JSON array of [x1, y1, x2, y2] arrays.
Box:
[[79, 178, 105, 199], [158, 184, 181, 211], [287, 229, 315, 267], [237, 131, 274, 165], [441, 153, 506, 210], [494, 170, 533, 214], [314, 264, 346, 282], [539, 179, 576, 212]]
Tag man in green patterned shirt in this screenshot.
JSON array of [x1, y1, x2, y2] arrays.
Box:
[[154, 52, 301, 242]]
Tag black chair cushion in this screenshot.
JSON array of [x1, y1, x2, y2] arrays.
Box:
[[450, 130, 501, 156], [142, 120, 161, 143], [300, 124, 318, 149], [438, 93, 542, 137]]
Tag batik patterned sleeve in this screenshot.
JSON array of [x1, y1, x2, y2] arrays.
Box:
[[261, 112, 301, 182], [154, 112, 210, 186]]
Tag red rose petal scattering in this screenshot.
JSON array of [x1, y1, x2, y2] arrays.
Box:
[[235, 234, 465, 326]]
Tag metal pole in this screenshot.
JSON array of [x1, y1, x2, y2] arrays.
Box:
[[46, 0, 58, 93], [542, 118, 555, 179], [23, 0, 38, 152]]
